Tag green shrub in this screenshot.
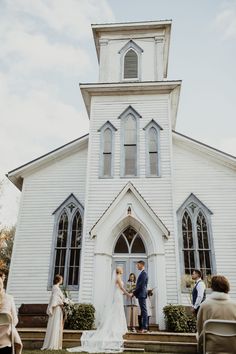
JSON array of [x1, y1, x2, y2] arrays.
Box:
[[163, 304, 196, 333], [64, 303, 95, 330]]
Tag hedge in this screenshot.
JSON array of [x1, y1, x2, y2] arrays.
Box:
[[163, 304, 196, 333], [64, 303, 95, 330]]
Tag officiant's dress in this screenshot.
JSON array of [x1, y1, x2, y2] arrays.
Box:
[[41, 285, 64, 350], [67, 279, 127, 353]]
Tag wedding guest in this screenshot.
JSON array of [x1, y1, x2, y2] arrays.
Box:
[[126, 273, 139, 332], [191, 269, 206, 314], [0, 278, 23, 354], [41, 274, 65, 350], [197, 275, 236, 353], [147, 289, 153, 331]]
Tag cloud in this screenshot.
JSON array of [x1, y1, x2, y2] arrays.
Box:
[[0, 0, 115, 225], [6, 0, 114, 41], [2, 30, 90, 73], [214, 1, 236, 40]]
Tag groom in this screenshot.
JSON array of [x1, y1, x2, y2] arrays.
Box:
[[132, 260, 148, 333]]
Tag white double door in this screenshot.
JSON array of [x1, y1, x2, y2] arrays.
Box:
[[112, 256, 148, 289]]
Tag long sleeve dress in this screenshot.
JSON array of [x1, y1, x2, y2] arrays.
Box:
[[0, 293, 23, 354], [41, 285, 65, 350]]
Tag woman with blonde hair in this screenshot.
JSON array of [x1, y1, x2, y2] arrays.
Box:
[[41, 274, 65, 350], [68, 267, 131, 353], [0, 277, 23, 354]]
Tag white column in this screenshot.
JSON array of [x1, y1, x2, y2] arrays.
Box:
[[154, 36, 164, 81], [93, 253, 112, 326], [156, 254, 167, 330], [99, 39, 109, 82]]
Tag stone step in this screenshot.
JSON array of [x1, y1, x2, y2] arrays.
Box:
[[124, 349, 144, 352], [124, 331, 196, 343], [18, 328, 198, 353], [18, 328, 196, 344], [124, 340, 197, 353]]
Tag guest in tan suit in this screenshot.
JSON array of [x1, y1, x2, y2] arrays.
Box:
[[0, 278, 23, 354], [197, 275, 236, 353], [41, 274, 65, 350]]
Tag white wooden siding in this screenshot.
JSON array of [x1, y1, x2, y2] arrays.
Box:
[[172, 139, 236, 304], [7, 147, 88, 307], [79, 93, 178, 305]]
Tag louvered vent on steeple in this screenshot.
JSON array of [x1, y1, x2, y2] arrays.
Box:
[[124, 49, 138, 79]]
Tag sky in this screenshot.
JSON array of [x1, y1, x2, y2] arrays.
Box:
[[0, 0, 236, 226]]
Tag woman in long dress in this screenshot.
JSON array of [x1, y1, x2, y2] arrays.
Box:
[[126, 273, 139, 332], [0, 278, 23, 354], [67, 267, 131, 353], [41, 274, 65, 350]]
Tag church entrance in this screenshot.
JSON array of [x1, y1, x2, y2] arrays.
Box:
[[112, 226, 147, 286]]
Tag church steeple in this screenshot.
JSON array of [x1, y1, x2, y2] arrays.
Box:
[[92, 20, 172, 83]]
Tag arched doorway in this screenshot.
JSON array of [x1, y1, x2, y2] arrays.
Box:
[[112, 226, 147, 284]]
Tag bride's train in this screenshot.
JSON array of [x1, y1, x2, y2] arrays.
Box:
[[67, 269, 128, 353]]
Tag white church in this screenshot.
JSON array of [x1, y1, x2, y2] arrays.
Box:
[[7, 20, 236, 329]]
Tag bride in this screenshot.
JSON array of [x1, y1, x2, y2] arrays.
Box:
[[67, 267, 131, 353]]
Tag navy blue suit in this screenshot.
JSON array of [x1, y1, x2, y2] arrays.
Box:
[[133, 270, 148, 330]]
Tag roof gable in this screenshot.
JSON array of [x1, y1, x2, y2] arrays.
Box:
[[173, 130, 236, 170], [118, 40, 144, 55], [7, 133, 89, 190], [90, 181, 170, 238]]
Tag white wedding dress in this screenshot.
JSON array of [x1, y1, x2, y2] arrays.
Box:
[[67, 272, 127, 353]]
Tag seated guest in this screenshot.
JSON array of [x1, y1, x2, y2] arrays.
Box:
[[0, 278, 23, 354], [197, 275, 236, 353]]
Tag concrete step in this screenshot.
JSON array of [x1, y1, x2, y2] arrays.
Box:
[[124, 340, 197, 353], [18, 328, 198, 353], [19, 328, 196, 343], [124, 331, 196, 343], [124, 349, 144, 352]]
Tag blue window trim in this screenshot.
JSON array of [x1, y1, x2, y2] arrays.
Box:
[[118, 40, 143, 82], [176, 193, 216, 291], [48, 194, 84, 291], [98, 121, 117, 178], [143, 119, 163, 177], [118, 106, 142, 177]]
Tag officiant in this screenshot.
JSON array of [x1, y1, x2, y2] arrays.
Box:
[[126, 273, 139, 332]]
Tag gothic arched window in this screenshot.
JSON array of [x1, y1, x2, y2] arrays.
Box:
[[143, 119, 162, 176], [98, 121, 117, 178], [119, 106, 141, 177], [51, 194, 83, 290], [54, 211, 68, 278], [103, 128, 112, 176], [177, 194, 214, 287], [114, 226, 146, 254], [124, 114, 137, 176]]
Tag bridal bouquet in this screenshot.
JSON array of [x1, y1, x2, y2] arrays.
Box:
[[62, 290, 74, 320], [63, 297, 74, 320]]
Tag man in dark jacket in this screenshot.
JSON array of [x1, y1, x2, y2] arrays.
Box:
[[132, 260, 148, 332]]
